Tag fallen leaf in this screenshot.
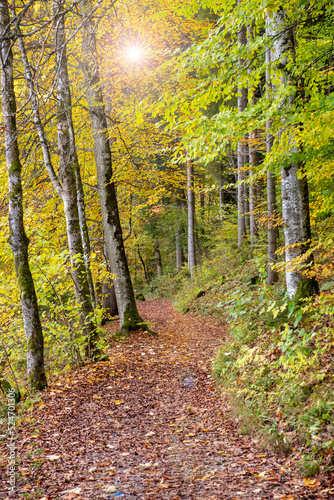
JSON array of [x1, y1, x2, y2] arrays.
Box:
[[46, 455, 60, 460], [140, 461, 152, 468], [303, 478, 318, 487], [105, 485, 117, 493]]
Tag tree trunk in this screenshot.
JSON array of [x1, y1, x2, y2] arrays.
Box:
[[247, 26, 257, 248], [53, 0, 103, 359], [249, 134, 257, 248], [102, 246, 119, 319], [154, 237, 163, 277], [218, 163, 224, 219], [265, 23, 279, 285], [102, 281, 118, 318], [187, 159, 196, 278], [268, 9, 318, 299], [80, 1, 144, 334], [137, 245, 149, 284], [76, 171, 96, 305], [0, 0, 47, 392], [243, 163, 250, 233], [237, 17, 247, 246], [175, 196, 185, 272]]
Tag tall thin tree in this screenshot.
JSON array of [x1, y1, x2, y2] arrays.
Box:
[[186, 158, 196, 278], [237, 13, 247, 246], [268, 9, 318, 298], [265, 18, 279, 285], [80, 0, 146, 333], [0, 0, 47, 391]]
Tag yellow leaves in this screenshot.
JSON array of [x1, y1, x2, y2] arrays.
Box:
[[303, 478, 318, 487], [114, 400, 124, 405]]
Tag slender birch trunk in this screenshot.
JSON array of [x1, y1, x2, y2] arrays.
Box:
[[79, 2, 145, 334], [53, 0, 104, 358], [154, 237, 163, 277], [237, 17, 247, 246], [0, 0, 47, 391], [187, 159, 196, 278], [268, 9, 318, 298]]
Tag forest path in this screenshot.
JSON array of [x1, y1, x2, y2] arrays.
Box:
[[12, 300, 328, 499]]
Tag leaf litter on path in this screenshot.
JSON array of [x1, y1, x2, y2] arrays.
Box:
[[1, 300, 333, 499]]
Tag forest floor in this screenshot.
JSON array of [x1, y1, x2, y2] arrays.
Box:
[[1, 300, 333, 500]]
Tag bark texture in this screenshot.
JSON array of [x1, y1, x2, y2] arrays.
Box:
[[1, 0, 47, 391], [80, 3, 143, 333], [186, 159, 196, 278], [268, 9, 318, 298]]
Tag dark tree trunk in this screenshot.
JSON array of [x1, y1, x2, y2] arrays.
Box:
[[80, 0, 144, 334], [102, 246, 119, 319], [102, 281, 118, 318], [0, 0, 47, 392], [187, 159, 196, 278], [137, 245, 149, 284], [175, 196, 186, 272], [154, 237, 163, 277]]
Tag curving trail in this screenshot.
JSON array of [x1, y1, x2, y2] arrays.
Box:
[[3, 300, 331, 499]]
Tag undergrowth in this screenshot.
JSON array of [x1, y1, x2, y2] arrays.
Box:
[[164, 236, 334, 477]]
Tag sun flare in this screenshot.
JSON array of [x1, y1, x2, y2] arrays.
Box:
[[125, 45, 144, 63]]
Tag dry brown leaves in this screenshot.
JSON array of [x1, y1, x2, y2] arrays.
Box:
[[1, 300, 333, 499]]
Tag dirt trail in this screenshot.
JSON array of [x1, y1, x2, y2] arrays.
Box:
[[2, 300, 331, 499]]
